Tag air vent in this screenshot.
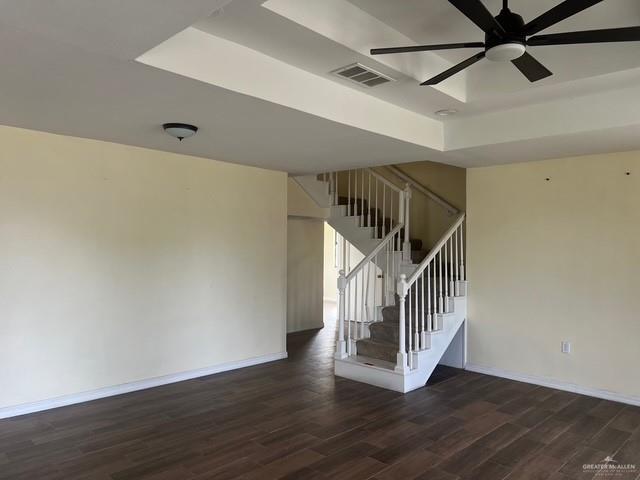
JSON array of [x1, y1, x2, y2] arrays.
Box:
[[332, 63, 394, 88]]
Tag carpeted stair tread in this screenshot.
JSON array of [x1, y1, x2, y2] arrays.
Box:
[[356, 339, 397, 364], [369, 322, 400, 344]]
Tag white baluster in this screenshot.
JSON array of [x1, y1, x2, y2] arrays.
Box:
[[454, 228, 459, 296], [342, 234, 346, 272], [347, 242, 352, 354], [438, 250, 444, 314], [384, 241, 389, 307], [427, 263, 432, 332], [348, 170, 352, 216], [374, 178, 379, 237], [414, 283, 419, 355], [391, 192, 394, 231], [396, 274, 409, 373], [373, 254, 378, 322], [444, 240, 449, 313], [360, 268, 365, 339], [367, 172, 372, 227], [382, 184, 386, 236], [335, 270, 347, 359], [354, 170, 358, 219], [394, 233, 399, 287], [460, 222, 466, 282], [408, 287, 413, 369], [403, 185, 412, 262], [420, 270, 426, 349], [390, 234, 395, 299], [449, 237, 455, 301], [361, 168, 365, 225], [354, 273, 358, 340]]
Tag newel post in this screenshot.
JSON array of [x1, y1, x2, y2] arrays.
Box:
[[395, 274, 409, 373], [335, 270, 348, 359], [403, 184, 412, 262]]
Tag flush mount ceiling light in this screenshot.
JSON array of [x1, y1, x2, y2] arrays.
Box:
[[163, 123, 198, 141], [435, 109, 458, 116]]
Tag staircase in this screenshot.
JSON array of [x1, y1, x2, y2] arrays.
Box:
[[294, 168, 467, 393]]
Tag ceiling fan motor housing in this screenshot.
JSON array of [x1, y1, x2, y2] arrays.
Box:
[[485, 9, 526, 61]]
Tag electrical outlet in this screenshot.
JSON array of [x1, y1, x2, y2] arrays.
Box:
[[561, 341, 571, 354]]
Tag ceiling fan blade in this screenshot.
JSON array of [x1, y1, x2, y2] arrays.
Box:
[[523, 0, 603, 36], [448, 0, 506, 37], [528, 26, 640, 46], [511, 52, 553, 82], [421, 52, 486, 85], [371, 42, 484, 55]]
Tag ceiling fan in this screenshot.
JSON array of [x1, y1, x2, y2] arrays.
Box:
[[370, 0, 640, 85]]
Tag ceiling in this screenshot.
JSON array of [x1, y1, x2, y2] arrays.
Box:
[[1, 0, 640, 172], [350, 0, 640, 97]]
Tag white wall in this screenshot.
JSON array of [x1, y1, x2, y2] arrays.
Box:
[[0, 126, 287, 411], [467, 150, 640, 400]]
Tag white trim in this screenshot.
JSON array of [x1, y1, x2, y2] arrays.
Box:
[[323, 297, 337, 303], [0, 352, 288, 419], [465, 363, 640, 407]]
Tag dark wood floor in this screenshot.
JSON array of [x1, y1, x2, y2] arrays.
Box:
[[1, 306, 639, 480]]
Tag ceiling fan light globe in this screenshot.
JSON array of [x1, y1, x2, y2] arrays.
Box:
[[486, 43, 526, 62]]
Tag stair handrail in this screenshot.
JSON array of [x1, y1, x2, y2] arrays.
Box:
[[335, 223, 405, 360], [366, 167, 412, 261], [394, 212, 466, 373], [406, 213, 465, 286], [345, 224, 403, 283], [366, 167, 403, 193], [385, 165, 460, 216], [331, 168, 411, 262]]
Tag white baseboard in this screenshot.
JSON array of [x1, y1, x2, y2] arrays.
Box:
[[465, 363, 640, 407], [0, 351, 288, 420]]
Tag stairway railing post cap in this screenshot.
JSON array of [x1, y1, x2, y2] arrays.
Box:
[[397, 274, 408, 297], [337, 270, 347, 291]]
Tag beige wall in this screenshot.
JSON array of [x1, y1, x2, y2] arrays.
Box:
[[323, 223, 339, 303], [288, 178, 328, 218], [287, 218, 324, 333], [467, 151, 640, 399], [0, 126, 287, 410], [286, 179, 326, 333], [388, 161, 466, 249]]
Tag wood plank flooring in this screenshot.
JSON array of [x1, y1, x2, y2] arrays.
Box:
[[1, 305, 639, 479]]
